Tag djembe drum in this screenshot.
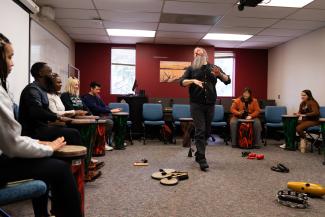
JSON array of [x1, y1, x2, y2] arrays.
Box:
[[112, 112, 129, 150], [69, 119, 97, 174], [282, 115, 299, 151], [53, 145, 87, 217], [179, 118, 194, 148], [92, 119, 108, 157], [237, 119, 254, 149]]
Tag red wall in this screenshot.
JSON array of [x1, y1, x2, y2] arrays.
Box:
[[75, 43, 268, 103]]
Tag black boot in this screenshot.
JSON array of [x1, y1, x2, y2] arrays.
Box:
[[195, 152, 209, 171]]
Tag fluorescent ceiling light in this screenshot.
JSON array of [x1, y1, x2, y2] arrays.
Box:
[[106, 29, 155, 37], [259, 0, 314, 8], [203, 33, 252, 41]]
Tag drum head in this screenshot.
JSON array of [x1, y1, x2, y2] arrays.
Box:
[[75, 115, 100, 119], [113, 112, 129, 116], [160, 177, 178, 186], [71, 119, 96, 124], [54, 145, 87, 157], [151, 169, 176, 180]]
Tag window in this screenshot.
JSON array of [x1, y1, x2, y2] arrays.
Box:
[[214, 52, 235, 97], [110, 48, 136, 95]]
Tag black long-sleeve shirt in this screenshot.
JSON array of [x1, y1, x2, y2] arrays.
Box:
[[179, 63, 231, 105], [18, 82, 57, 136], [60, 92, 90, 113]]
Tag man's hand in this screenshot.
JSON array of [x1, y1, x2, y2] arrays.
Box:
[[39, 137, 66, 151], [211, 65, 221, 77], [192, 79, 203, 88], [111, 108, 122, 113], [246, 116, 252, 120], [58, 116, 73, 123], [75, 110, 88, 116]]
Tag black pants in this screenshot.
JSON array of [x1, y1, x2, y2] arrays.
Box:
[[34, 126, 82, 146], [190, 103, 215, 156], [0, 156, 82, 217]]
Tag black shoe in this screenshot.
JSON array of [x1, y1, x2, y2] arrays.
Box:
[[195, 153, 209, 171]]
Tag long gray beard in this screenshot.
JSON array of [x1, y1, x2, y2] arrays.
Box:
[[192, 56, 207, 70]]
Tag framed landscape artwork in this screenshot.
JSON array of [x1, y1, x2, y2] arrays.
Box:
[[160, 61, 191, 83]]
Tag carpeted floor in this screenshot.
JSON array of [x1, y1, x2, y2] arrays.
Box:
[[2, 137, 325, 217]]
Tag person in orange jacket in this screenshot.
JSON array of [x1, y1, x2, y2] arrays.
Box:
[[230, 87, 262, 147]]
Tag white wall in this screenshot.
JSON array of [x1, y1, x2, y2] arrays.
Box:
[[0, 0, 30, 104], [31, 14, 75, 65], [268, 27, 325, 114]]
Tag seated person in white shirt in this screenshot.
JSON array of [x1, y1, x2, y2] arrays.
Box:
[[0, 33, 82, 217]]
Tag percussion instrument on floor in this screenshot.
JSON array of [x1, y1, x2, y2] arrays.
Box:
[[112, 112, 129, 150], [282, 115, 299, 151], [179, 118, 194, 148], [151, 169, 176, 180], [70, 119, 97, 174], [237, 119, 254, 149], [319, 118, 325, 165], [287, 182, 325, 197], [92, 119, 108, 157], [53, 145, 87, 217]]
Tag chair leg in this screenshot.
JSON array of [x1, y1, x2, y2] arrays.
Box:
[[129, 126, 133, 145], [143, 124, 146, 145], [264, 127, 267, 146], [0, 208, 11, 217]]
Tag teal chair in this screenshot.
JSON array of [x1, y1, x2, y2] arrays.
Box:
[[0, 180, 47, 217], [264, 106, 287, 145], [142, 103, 165, 144], [210, 105, 228, 144]]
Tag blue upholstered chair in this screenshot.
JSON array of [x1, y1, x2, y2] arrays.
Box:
[[306, 106, 325, 153], [264, 106, 287, 145], [142, 103, 165, 144], [210, 105, 228, 144], [0, 180, 47, 217], [108, 102, 133, 144]]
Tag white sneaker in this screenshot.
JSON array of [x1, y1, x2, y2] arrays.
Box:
[[124, 142, 127, 147], [280, 144, 286, 149], [91, 158, 98, 163], [105, 145, 114, 151]]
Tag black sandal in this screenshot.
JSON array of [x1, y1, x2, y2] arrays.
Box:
[[271, 163, 290, 173]]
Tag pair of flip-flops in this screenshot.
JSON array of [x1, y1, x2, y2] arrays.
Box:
[[271, 163, 290, 173], [151, 169, 189, 186]]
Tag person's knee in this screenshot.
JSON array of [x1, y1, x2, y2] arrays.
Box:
[[296, 125, 304, 134]]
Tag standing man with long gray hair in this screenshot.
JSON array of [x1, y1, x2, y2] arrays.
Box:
[[180, 47, 231, 171]]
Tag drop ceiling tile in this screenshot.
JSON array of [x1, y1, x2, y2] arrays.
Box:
[[247, 35, 292, 43], [217, 16, 279, 28], [160, 13, 221, 25], [287, 9, 325, 21], [163, 1, 233, 16], [56, 19, 103, 28], [238, 41, 280, 49], [158, 23, 212, 33], [70, 34, 109, 41], [55, 9, 99, 19], [230, 5, 297, 19], [155, 37, 199, 45], [156, 31, 205, 39], [258, 28, 309, 37], [103, 21, 158, 30], [109, 36, 154, 44], [94, 0, 163, 12], [305, 0, 325, 9], [271, 19, 325, 30], [200, 40, 242, 48], [210, 26, 263, 35], [36, 0, 95, 9], [63, 27, 107, 35], [98, 10, 160, 22]]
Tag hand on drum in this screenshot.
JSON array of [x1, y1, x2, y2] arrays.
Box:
[[75, 110, 88, 116], [111, 108, 122, 113], [246, 116, 252, 120], [39, 137, 66, 151], [192, 79, 203, 88], [58, 116, 73, 123]]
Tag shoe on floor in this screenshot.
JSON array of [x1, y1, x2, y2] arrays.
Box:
[[91, 158, 98, 163], [279, 144, 286, 149], [195, 152, 209, 171], [85, 170, 102, 182], [89, 161, 105, 171], [105, 145, 114, 151]]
